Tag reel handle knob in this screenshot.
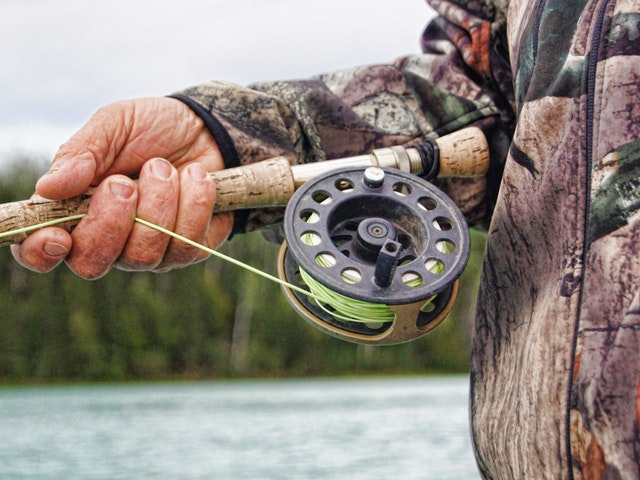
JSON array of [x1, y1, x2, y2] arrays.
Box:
[[374, 239, 402, 288]]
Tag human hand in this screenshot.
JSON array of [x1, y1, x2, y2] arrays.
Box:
[[11, 97, 234, 279]]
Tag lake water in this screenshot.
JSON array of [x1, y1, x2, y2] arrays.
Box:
[[0, 376, 479, 479]]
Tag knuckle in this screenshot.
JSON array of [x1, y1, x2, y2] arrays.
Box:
[[118, 234, 168, 271], [117, 253, 159, 271], [161, 243, 207, 269]]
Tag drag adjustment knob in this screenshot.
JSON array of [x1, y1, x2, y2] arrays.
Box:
[[356, 218, 397, 260]]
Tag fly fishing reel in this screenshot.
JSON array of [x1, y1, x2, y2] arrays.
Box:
[[277, 166, 470, 345]]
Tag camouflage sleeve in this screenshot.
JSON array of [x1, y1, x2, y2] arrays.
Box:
[[170, 1, 514, 238]]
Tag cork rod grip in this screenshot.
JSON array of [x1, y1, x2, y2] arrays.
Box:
[[0, 157, 296, 247], [434, 126, 489, 177]]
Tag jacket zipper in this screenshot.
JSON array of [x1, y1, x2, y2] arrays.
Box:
[[531, 0, 548, 60], [585, 1, 610, 246], [567, 1, 612, 479]]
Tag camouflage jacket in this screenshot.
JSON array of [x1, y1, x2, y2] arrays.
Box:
[[172, 1, 640, 478]]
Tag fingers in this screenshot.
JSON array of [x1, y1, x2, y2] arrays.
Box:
[[119, 160, 233, 272], [10, 175, 138, 278], [65, 176, 138, 279], [36, 150, 99, 200], [10, 175, 138, 276], [103, 159, 231, 273], [14, 96, 233, 278], [204, 211, 235, 256], [15, 158, 232, 278], [158, 163, 219, 269], [11, 228, 73, 274], [115, 158, 180, 271], [35, 102, 133, 200]]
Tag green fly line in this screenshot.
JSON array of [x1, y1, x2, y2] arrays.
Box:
[[0, 214, 87, 238], [0, 214, 313, 301], [297, 267, 395, 325], [1, 213, 442, 325], [298, 211, 439, 325], [298, 214, 396, 324]]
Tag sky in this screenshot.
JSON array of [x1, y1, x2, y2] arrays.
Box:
[[0, 0, 433, 163]]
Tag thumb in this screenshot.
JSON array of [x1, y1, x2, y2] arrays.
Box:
[[35, 102, 132, 200], [36, 147, 98, 200]]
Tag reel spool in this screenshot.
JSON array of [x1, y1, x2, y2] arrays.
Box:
[[277, 166, 470, 345]]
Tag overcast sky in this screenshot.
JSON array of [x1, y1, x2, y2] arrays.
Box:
[[0, 0, 433, 162]]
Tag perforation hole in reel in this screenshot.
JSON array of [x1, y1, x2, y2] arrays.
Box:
[[277, 166, 470, 345]]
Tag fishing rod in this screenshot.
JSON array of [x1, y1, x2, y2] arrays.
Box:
[[0, 127, 489, 345]]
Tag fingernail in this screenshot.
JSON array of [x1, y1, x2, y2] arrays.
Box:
[[44, 242, 68, 257], [150, 158, 172, 179], [188, 163, 208, 180], [36, 166, 60, 191], [110, 179, 135, 199]]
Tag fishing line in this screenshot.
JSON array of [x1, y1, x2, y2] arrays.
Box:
[[298, 209, 400, 324], [297, 208, 440, 325], [0, 214, 86, 239], [136, 222, 416, 327], [0, 214, 315, 298], [0, 214, 397, 322], [298, 267, 396, 325]]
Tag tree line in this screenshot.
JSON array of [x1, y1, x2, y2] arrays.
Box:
[[0, 155, 485, 383]]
